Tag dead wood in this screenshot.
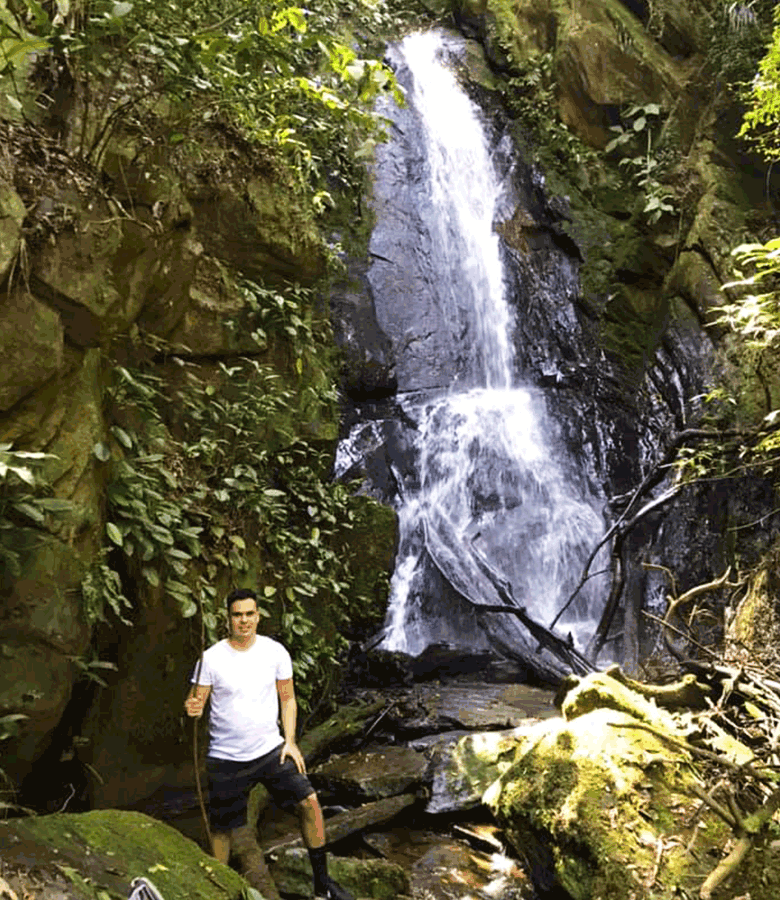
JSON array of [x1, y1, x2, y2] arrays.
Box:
[[604, 664, 711, 709], [699, 835, 752, 900]]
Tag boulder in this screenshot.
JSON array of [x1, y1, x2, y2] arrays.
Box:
[[425, 726, 536, 814], [483, 707, 726, 899], [480, 672, 775, 899], [0, 810, 247, 900], [268, 847, 409, 900], [312, 746, 427, 801], [0, 286, 64, 412]]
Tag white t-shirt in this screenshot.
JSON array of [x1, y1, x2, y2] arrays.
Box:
[[192, 636, 294, 761]]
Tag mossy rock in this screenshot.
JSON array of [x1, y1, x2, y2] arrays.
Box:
[[427, 726, 536, 813], [269, 848, 408, 900], [0, 286, 64, 413], [299, 697, 387, 761], [0, 178, 25, 282], [0, 810, 248, 900], [484, 708, 731, 900]]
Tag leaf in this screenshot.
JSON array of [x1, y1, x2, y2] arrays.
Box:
[[13, 501, 45, 523], [165, 547, 192, 559], [11, 466, 35, 485], [111, 426, 133, 448], [4, 38, 51, 66], [166, 580, 192, 596], [148, 863, 169, 873], [106, 522, 124, 546], [263, 585, 277, 597], [93, 442, 111, 462], [5, 94, 22, 112], [229, 535, 246, 550], [633, 116, 647, 131], [36, 498, 73, 512], [111, 1, 133, 18]]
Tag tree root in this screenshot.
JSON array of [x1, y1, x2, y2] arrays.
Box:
[[699, 835, 752, 899]]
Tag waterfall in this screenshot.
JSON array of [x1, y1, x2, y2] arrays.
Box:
[[400, 31, 513, 390], [337, 31, 608, 666]]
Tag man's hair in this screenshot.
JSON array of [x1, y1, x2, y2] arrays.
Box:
[[226, 588, 258, 614]]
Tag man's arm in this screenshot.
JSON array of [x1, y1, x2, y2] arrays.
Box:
[[277, 677, 306, 773], [184, 684, 212, 718]]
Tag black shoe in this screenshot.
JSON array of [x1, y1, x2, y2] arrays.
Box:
[[314, 876, 355, 900]]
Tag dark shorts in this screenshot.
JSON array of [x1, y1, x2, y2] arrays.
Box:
[[206, 743, 314, 833]]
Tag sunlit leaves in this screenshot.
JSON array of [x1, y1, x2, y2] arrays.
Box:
[[738, 5, 780, 160]]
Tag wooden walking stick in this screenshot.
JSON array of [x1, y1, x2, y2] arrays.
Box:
[[192, 591, 212, 849]]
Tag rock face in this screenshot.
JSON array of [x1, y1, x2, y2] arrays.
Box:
[[0, 121, 329, 795], [337, 0, 774, 675]]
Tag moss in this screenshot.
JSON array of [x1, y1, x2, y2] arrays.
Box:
[[298, 697, 386, 760], [485, 701, 745, 900], [270, 848, 409, 900], [0, 810, 247, 900]]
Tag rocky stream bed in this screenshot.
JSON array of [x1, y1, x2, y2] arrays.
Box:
[[0, 656, 557, 900], [5, 648, 780, 900]]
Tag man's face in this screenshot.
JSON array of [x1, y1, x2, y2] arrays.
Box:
[[229, 598, 260, 637]]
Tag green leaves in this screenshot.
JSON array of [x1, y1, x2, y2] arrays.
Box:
[[604, 103, 676, 224], [718, 236, 780, 342]]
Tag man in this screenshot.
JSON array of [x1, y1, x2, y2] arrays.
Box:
[[184, 588, 352, 900]]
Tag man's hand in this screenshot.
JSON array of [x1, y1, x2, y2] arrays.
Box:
[[184, 695, 205, 717], [280, 740, 306, 774]]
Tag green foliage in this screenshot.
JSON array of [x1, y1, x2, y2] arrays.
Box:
[[80, 548, 133, 627], [708, 1, 778, 98], [737, 4, 780, 160], [99, 278, 387, 708], [720, 237, 780, 344], [674, 237, 780, 482], [604, 103, 676, 224], [502, 52, 596, 173], [6, 0, 401, 200], [0, 443, 71, 578]]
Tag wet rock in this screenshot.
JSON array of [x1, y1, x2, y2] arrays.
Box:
[[268, 848, 409, 900], [330, 259, 397, 402], [312, 747, 427, 802], [425, 726, 540, 814], [409, 643, 496, 680], [360, 649, 415, 687], [395, 683, 555, 735]]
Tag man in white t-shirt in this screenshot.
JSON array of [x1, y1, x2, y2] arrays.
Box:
[[185, 588, 352, 900]]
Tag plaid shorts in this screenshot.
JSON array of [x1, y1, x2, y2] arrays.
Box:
[[206, 742, 314, 832]]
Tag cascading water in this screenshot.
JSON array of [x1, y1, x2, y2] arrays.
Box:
[[336, 31, 608, 670]]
